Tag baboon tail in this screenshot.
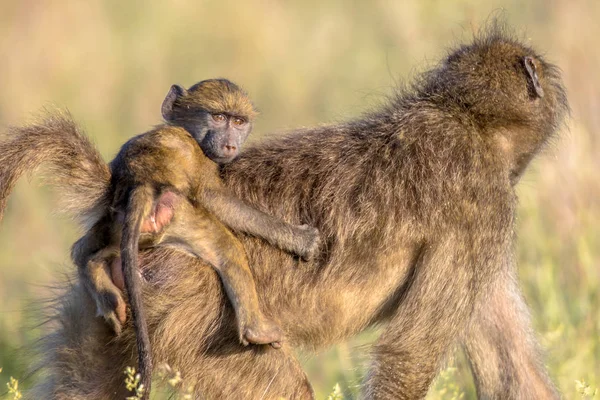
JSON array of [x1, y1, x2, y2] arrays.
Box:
[[121, 185, 154, 400], [0, 109, 111, 228]]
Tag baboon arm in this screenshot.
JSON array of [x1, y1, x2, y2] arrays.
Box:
[[462, 261, 560, 400], [199, 188, 317, 259], [363, 236, 478, 399]]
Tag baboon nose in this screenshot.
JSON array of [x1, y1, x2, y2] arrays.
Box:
[[223, 145, 237, 156]]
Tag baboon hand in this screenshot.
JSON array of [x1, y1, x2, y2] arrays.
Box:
[[295, 225, 321, 261]]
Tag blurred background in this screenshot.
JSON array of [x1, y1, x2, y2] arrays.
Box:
[[0, 0, 598, 398]]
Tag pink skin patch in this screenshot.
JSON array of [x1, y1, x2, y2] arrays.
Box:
[[111, 191, 179, 322], [140, 191, 178, 233]]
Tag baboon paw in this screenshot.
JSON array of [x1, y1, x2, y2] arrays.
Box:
[[296, 225, 321, 261], [95, 290, 127, 335], [242, 321, 283, 348], [103, 311, 123, 336]]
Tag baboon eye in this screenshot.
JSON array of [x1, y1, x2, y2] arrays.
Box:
[[232, 117, 246, 126], [212, 113, 226, 122]]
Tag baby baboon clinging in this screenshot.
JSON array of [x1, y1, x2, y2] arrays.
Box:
[[2, 27, 568, 399], [72, 79, 322, 398], [75, 79, 319, 339], [1, 80, 320, 398]]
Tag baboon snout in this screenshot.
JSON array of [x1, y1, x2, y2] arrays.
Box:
[[222, 144, 238, 158]]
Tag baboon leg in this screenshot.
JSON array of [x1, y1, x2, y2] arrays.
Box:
[[144, 250, 313, 399], [164, 204, 282, 347], [462, 265, 560, 400], [26, 283, 134, 400], [72, 223, 126, 335], [80, 247, 126, 335], [167, 340, 315, 399], [78, 242, 126, 335], [363, 237, 477, 399], [30, 251, 313, 400]]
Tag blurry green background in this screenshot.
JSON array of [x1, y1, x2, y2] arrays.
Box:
[[0, 0, 598, 399]]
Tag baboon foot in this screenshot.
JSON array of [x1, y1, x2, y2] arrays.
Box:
[[94, 287, 127, 335], [241, 318, 283, 349]]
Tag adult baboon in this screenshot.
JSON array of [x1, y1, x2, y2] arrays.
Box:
[[1, 27, 567, 399]]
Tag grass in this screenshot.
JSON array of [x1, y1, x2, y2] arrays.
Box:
[[0, 0, 598, 399]]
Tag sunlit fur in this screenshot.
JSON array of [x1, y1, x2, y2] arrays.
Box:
[[1, 27, 568, 399], [175, 78, 258, 119], [0, 110, 111, 230]]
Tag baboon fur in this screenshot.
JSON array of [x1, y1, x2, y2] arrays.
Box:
[[0, 110, 111, 228], [2, 27, 567, 399], [71, 79, 313, 399]]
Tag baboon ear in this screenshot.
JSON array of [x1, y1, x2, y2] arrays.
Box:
[[523, 56, 544, 98], [162, 84, 188, 121]]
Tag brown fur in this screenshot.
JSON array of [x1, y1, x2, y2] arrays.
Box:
[[66, 80, 320, 399], [3, 27, 568, 399], [0, 81, 319, 400], [0, 109, 110, 228], [176, 79, 259, 119]]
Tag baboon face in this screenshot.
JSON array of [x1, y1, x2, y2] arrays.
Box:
[[161, 79, 256, 164], [197, 111, 252, 164]]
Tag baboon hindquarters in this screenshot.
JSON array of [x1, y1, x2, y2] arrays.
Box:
[[31, 248, 314, 400]]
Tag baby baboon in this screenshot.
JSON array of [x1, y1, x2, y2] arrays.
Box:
[[1, 80, 320, 399], [72, 79, 322, 398], [2, 27, 568, 399]]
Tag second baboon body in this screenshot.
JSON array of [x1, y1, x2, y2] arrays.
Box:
[[0, 28, 568, 400]]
